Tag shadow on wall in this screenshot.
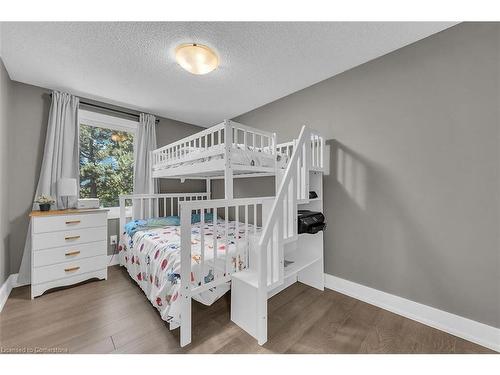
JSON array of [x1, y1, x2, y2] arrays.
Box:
[[334, 142, 367, 210], [325, 139, 455, 317]]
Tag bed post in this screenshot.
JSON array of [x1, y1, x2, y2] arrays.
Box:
[[119, 196, 126, 239], [224, 120, 234, 199], [179, 203, 192, 347], [272, 132, 279, 195], [206, 178, 211, 199]]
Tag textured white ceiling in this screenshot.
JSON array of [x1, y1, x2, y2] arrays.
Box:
[[1, 22, 455, 127]]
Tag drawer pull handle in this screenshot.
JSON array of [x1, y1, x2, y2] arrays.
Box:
[[65, 250, 80, 256], [65, 220, 81, 225], [64, 266, 80, 272], [64, 235, 80, 240]]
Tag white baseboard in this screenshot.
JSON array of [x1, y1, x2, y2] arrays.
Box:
[[108, 254, 120, 266], [324, 273, 500, 352], [0, 274, 18, 313]]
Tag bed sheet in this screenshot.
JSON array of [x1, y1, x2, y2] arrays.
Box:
[[119, 220, 256, 324]]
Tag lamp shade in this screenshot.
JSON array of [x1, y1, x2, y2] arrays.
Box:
[[57, 178, 77, 197], [175, 43, 219, 75]]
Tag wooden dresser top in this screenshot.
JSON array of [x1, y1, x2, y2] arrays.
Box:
[[30, 208, 109, 217]]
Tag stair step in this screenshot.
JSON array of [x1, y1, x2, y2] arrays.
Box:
[[232, 269, 258, 288], [297, 197, 321, 204], [231, 270, 282, 291]]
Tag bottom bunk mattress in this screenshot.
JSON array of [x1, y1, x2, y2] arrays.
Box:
[[119, 219, 256, 324]]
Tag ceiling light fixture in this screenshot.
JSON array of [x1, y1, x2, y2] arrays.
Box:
[[175, 43, 219, 75]]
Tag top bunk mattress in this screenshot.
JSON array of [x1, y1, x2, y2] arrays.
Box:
[[153, 143, 289, 172]]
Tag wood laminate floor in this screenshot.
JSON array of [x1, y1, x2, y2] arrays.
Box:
[[0, 266, 494, 354]]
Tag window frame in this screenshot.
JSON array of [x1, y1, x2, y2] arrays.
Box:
[[78, 109, 138, 219]]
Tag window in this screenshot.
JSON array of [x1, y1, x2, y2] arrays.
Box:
[[79, 110, 137, 214]]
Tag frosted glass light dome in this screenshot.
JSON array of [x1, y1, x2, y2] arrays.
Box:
[[175, 43, 219, 75]]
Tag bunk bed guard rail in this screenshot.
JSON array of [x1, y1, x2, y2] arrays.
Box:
[[151, 120, 277, 172], [276, 131, 325, 172], [177, 196, 273, 293], [118, 193, 210, 230]]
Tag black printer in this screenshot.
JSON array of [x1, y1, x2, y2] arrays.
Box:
[[297, 210, 326, 234]]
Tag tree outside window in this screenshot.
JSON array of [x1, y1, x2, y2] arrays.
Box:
[[79, 124, 134, 207]]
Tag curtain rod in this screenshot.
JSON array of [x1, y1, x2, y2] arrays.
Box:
[[49, 93, 160, 124], [79, 101, 160, 124]]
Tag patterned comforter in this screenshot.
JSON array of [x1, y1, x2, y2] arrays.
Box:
[[119, 220, 255, 324]]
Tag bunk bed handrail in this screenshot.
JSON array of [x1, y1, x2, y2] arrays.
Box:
[[179, 196, 275, 210], [228, 120, 276, 157], [276, 140, 296, 148], [119, 193, 210, 199], [250, 125, 310, 345], [258, 125, 308, 248], [257, 125, 310, 293], [154, 122, 226, 153], [229, 120, 276, 149]]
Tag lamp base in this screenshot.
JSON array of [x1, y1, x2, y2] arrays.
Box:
[[62, 196, 74, 210]]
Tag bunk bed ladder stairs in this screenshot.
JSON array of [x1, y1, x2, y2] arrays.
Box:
[[231, 125, 312, 345]]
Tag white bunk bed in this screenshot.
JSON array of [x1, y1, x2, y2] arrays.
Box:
[[119, 119, 326, 347]]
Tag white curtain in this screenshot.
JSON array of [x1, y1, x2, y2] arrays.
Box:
[[17, 91, 80, 284], [133, 113, 158, 194]]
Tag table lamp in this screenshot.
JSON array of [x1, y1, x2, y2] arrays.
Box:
[[57, 178, 77, 210]]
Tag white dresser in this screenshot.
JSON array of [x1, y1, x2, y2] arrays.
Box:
[[30, 209, 108, 299]]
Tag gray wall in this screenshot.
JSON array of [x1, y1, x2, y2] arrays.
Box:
[[7, 81, 50, 274], [0, 58, 12, 285], [233, 23, 500, 328], [211, 176, 275, 200], [5, 81, 204, 271]]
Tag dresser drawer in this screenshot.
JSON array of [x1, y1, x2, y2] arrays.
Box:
[[32, 226, 107, 251], [33, 241, 107, 267], [32, 255, 107, 285], [32, 212, 107, 234]]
